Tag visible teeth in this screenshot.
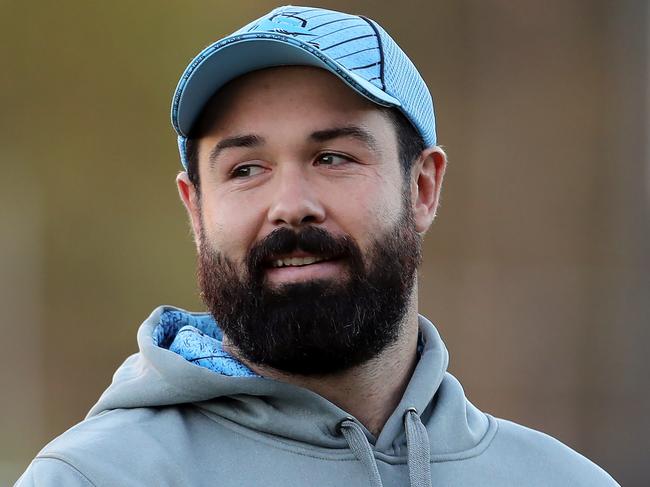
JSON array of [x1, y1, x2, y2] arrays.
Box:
[[271, 256, 325, 267]]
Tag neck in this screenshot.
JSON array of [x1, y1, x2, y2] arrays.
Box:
[[226, 307, 421, 437]]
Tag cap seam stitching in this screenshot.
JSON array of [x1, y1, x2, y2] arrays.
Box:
[[358, 16, 386, 91]]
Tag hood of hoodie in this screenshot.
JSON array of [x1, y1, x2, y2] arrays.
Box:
[[87, 306, 493, 459]]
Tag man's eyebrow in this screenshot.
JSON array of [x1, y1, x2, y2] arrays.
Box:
[[310, 126, 379, 152], [208, 134, 265, 167]]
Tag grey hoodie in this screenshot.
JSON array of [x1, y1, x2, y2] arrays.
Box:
[[16, 306, 618, 486]]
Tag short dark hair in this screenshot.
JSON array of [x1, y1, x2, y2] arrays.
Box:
[[185, 108, 425, 194]]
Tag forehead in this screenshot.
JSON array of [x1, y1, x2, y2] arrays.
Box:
[[192, 66, 395, 141]]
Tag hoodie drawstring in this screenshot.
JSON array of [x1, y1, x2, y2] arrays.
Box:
[[404, 408, 433, 487], [339, 409, 432, 487], [339, 418, 384, 487]]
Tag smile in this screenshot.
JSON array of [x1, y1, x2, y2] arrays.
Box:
[[270, 256, 327, 268], [264, 254, 343, 285]]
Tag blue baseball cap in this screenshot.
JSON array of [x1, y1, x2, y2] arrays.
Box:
[[171, 5, 436, 169]]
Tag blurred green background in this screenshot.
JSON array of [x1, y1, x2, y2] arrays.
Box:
[[1, 1, 648, 485]]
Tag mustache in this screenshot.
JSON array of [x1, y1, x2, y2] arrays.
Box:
[[247, 226, 360, 273]]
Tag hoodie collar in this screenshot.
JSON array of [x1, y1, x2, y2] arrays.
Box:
[[87, 306, 489, 458]]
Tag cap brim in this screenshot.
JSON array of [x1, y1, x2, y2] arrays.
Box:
[[171, 33, 401, 137]]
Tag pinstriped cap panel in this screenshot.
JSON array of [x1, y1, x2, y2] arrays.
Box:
[[239, 6, 384, 91]]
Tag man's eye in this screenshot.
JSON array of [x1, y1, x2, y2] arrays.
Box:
[[231, 165, 265, 178], [315, 153, 352, 166]]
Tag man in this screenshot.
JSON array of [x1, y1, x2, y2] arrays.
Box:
[[17, 5, 618, 486]]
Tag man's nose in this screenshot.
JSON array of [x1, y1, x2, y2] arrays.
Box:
[[267, 167, 326, 227]]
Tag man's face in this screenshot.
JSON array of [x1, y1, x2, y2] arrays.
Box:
[[180, 66, 425, 374]]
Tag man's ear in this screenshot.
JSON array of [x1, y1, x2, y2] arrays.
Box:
[[410, 146, 447, 233], [176, 172, 202, 248]]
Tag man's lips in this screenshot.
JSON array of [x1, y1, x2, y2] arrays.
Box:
[[260, 252, 348, 285], [269, 255, 328, 268], [264, 252, 338, 269]]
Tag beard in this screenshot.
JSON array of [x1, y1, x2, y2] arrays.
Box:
[[197, 205, 422, 376]]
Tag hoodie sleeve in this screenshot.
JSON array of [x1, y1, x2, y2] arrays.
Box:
[[14, 457, 95, 487]]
